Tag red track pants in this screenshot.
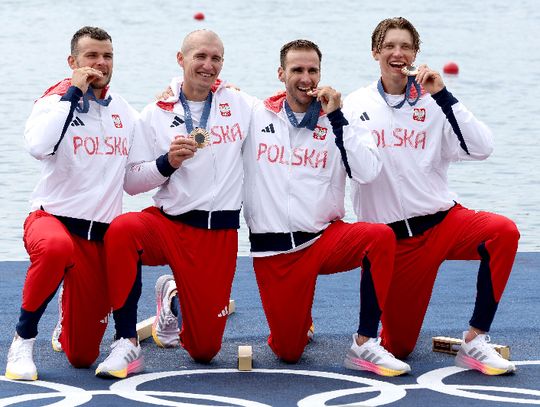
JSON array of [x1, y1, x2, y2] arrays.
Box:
[[380, 204, 520, 358], [105, 206, 238, 362], [21, 210, 110, 367], [253, 220, 396, 363]]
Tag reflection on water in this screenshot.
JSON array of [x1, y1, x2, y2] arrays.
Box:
[[0, 0, 538, 259]]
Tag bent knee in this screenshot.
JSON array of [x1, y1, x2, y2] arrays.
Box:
[[187, 343, 221, 363], [377, 224, 396, 242], [105, 214, 136, 240], [271, 341, 304, 363], [499, 219, 520, 243], [104, 213, 147, 253], [390, 347, 412, 360], [381, 338, 413, 360], [351, 222, 395, 243], [278, 351, 302, 364], [65, 351, 98, 369], [486, 217, 520, 251], [37, 235, 74, 262]]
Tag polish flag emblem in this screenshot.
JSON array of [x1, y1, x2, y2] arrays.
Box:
[[219, 103, 231, 117], [413, 108, 426, 122], [112, 114, 123, 128], [313, 125, 327, 140]]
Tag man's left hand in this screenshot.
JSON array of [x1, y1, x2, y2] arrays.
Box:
[[308, 86, 342, 114], [415, 65, 445, 95]]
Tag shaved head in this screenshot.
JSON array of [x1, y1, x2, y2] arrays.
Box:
[[181, 29, 224, 57], [176, 29, 225, 101]]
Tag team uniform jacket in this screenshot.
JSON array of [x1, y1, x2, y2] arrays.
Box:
[[243, 92, 381, 256], [25, 79, 138, 229], [126, 77, 255, 225], [343, 82, 493, 227]]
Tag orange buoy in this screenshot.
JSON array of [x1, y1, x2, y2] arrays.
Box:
[[194, 12, 205, 21], [443, 61, 459, 75]]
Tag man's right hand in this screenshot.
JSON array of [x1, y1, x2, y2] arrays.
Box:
[[156, 86, 174, 101], [168, 137, 198, 168], [71, 67, 104, 94], [155, 81, 237, 101]]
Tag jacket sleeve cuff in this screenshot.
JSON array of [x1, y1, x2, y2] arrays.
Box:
[[60, 86, 84, 102], [156, 153, 176, 177], [431, 87, 458, 109], [327, 109, 349, 130]]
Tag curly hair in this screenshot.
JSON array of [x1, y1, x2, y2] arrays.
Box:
[[371, 17, 421, 53]]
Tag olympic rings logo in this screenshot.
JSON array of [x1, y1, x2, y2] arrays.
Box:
[[1, 361, 539, 406]]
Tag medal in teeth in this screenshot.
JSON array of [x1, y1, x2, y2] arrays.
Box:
[[401, 65, 419, 76], [190, 128, 210, 148]]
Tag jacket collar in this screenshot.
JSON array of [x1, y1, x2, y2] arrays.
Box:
[[39, 78, 110, 100], [263, 91, 325, 117], [156, 76, 224, 112]]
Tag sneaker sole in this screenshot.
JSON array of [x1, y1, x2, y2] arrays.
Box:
[[95, 357, 144, 379], [455, 352, 516, 375], [152, 275, 178, 348], [51, 327, 63, 352], [5, 369, 38, 381], [51, 339, 63, 353], [151, 325, 167, 348], [53, 285, 64, 352], [151, 321, 179, 348], [344, 356, 410, 377]]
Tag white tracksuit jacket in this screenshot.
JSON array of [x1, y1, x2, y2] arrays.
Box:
[[125, 77, 255, 224], [25, 79, 138, 224], [243, 92, 381, 255], [343, 83, 493, 226]]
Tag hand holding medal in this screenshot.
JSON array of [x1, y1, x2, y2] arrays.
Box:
[[307, 86, 342, 114], [190, 128, 210, 148], [407, 64, 445, 95], [168, 137, 197, 168]]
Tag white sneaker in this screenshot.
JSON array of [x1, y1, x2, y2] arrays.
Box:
[[5, 336, 38, 381], [95, 338, 144, 379], [152, 275, 180, 348], [52, 285, 63, 352], [455, 331, 516, 375], [344, 333, 411, 376]]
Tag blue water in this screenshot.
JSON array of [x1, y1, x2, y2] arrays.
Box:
[[0, 0, 538, 259]]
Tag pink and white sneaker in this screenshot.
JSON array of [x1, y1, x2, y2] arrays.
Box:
[[95, 338, 144, 379], [455, 331, 516, 375], [344, 333, 411, 377]]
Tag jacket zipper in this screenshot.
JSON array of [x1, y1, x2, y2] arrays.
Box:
[[389, 107, 413, 237]]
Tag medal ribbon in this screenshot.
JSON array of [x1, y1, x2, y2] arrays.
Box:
[[377, 76, 421, 109], [179, 90, 213, 133], [76, 88, 112, 113], [284, 98, 321, 131]]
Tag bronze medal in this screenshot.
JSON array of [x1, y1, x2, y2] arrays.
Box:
[[190, 128, 210, 148], [401, 65, 419, 76]]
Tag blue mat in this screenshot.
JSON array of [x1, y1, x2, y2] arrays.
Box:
[[0, 254, 538, 406]]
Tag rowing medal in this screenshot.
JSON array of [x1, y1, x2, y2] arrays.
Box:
[[401, 65, 419, 76], [178, 88, 213, 149], [190, 128, 210, 148]]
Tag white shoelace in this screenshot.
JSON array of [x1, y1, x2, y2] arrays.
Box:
[[369, 338, 394, 358], [11, 340, 33, 362], [105, 339, 133, 361], [472, 335, 501, 357]]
